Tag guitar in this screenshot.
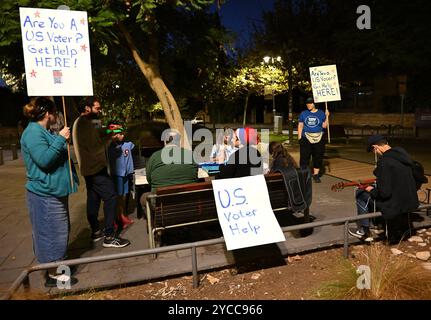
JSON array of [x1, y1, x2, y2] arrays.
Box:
[[331, 178, 376, 192]]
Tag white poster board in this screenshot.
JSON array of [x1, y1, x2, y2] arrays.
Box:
[[19, 7, 93, 96], [212, 175, 285, 251], [309, 64, 341, 103]]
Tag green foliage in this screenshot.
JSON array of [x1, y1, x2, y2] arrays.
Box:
[[269, 133, 297, 143], [0, 0, 232, 125], [228, 64, 289, 97]]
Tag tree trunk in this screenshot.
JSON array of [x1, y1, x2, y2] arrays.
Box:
[[242, 93, 250, 127], [118, 23, 191, 149]]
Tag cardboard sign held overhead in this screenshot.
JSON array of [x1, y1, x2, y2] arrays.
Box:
[[211, 175, 285, 251], [19, 7, 93, 96], [309, 65, 341, 103]]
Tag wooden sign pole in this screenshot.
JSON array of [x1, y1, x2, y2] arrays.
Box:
[[325, 101, 331, 144], [62, 96, 74, 189]]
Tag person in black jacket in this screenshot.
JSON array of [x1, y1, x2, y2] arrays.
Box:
[[349, 135, 419, 243], [217, 128, 262, 179]]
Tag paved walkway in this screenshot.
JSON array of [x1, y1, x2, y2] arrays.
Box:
[[1, 141, 430, 298]]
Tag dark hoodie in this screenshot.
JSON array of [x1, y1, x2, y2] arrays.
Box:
[[217, 145, 262, 179], [370, 147, 419, 219]]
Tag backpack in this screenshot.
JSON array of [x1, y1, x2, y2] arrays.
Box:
[[411, 160, 428, 190], [273, 167, 312, 212]]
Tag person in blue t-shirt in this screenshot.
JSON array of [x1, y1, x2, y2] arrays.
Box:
[[297, 97, 330, 183], [107, 124, 135, 230]]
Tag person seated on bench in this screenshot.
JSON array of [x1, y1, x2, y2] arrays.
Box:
[[268, 141, 312, 213], [139, 130, 198, 215], [217, 127, 262, 179], [348, 135, 419, 243], [210, 127, 236, 164], [269, 141, 297, 172]]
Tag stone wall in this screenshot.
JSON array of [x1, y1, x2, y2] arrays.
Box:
[[0, 127, 20, 146], [268, 111, 415, 127], [329, 113, 415, 127]]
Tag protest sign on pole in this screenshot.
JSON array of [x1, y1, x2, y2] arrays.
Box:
[[309, 64, 341, 103], [19, 7, 93, 96], [309, 64, 341, 143], [211, 175, 285, 251], [19, 7, 93, 188]]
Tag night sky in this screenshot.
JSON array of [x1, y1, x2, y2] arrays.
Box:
[[218, 0, 275, 46]]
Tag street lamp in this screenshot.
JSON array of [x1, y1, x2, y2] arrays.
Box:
[[263, 56, 282, 128], [285, 52, 294, 145]]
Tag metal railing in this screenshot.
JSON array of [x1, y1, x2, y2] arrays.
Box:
[[3, 204, 431, 300]]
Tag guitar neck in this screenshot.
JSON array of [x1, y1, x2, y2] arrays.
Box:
[[342, 178, 376, 188]]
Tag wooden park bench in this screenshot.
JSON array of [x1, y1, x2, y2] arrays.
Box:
[[144, 169, 312, 249], [329, 125, 349, 143]]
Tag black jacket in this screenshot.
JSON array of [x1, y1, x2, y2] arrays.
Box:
[[217, 145, 262, 179], [370, 147, 419, 219]]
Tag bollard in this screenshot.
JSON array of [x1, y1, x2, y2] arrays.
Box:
[[0, 147, 3, 165], [11, 144, 18, 160]]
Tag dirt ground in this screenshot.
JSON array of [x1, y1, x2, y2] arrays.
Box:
[[65, 248, 342, 300], [12, 228, 431, 300], [61, 227, 431, 300]]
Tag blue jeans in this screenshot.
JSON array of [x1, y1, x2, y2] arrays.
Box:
[[84, 168, 116, 236], [112, 175, 129, 196], [26, 191, 70, 263], [355, 188, 376, 229]]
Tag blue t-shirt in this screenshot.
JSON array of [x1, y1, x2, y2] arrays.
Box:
[[298, 109, 326, 136], [108, 141, 135, 177]]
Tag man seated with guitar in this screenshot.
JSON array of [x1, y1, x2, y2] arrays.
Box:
[[345, 135, 419, 243]]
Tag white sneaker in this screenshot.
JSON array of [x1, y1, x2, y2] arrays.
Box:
[[364, 236, 374, 242], [45, 273, 78, 288]]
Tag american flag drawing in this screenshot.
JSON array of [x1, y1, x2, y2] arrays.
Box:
[[53, 70, 63, 84]]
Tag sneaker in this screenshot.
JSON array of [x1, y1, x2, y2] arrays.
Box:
[[348, 227, 366, 239], [370, 224, 385, 235], [364, 236, 374, 243], [91, 229, 104, 242], [69, 265, 78, 276], [370, 227, 385, 235], [103, 236, 131, 248], [313, 174, 321, 183], [45, 273, 78, 288]]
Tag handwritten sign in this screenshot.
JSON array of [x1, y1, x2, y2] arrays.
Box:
[[19, 7, 93, 96], [309, 65, 341, 103], [211, 175, 285, 251]]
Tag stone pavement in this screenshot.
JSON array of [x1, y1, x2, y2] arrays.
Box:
[[1, 140, 430, 298]]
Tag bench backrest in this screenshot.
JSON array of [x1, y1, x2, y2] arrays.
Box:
[[329, 125, 347, 138], [152, 170, 311, 228]]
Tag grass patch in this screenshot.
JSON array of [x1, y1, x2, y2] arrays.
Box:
[[314, 244, 431, 300], [268, 133, 298, 144]]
